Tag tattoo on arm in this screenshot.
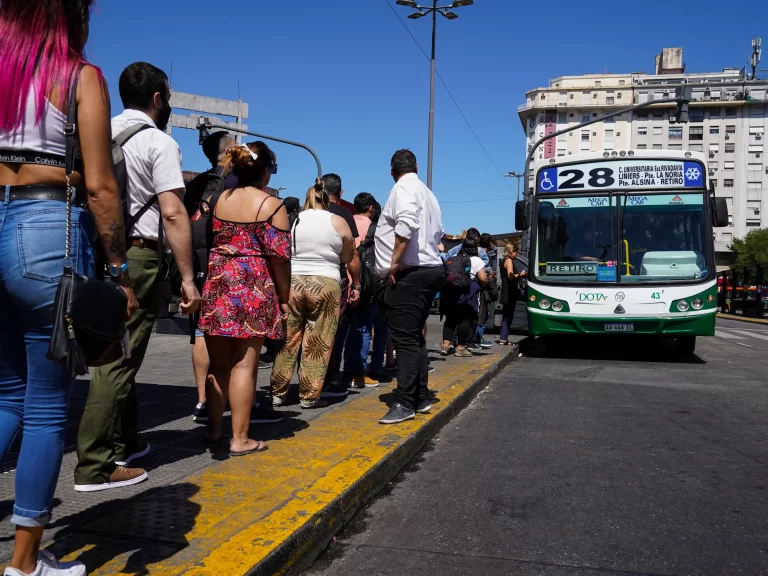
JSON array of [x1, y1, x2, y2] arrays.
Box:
[[108, 220, 126, 256]]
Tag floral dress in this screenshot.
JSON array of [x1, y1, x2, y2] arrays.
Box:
[[197, 216, 291, 339]]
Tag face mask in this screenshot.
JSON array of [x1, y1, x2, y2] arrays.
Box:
[[156, 97, 172, 131]]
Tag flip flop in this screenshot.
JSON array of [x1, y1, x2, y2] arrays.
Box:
[[229, 441, 268, 456]]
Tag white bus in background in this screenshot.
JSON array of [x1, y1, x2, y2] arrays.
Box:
[[516, 149, 729, 354]]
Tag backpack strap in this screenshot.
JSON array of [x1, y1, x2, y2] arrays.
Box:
[[114, 123, 153, 148]]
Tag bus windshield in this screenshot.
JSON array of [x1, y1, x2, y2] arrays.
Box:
[[535, 193, 709, 284]]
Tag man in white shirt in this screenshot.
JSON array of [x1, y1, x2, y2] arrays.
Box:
[[375, 150, 445, 424], [75, 62, 200, 492]]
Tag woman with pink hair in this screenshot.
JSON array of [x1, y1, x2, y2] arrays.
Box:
[[0, 1, 137, 574]]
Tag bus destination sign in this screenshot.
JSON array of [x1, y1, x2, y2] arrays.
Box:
[[537, 159, 705, 193], [545, 262, 598, 275]]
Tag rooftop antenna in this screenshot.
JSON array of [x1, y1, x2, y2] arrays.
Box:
[[751, 37, 762, 80]]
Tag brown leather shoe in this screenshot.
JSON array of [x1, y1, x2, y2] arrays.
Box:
[[74, 466, 148, 492]]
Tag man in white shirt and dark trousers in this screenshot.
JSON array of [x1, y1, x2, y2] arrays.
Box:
[[74, 62, 200, 492], [376, 150, 445, 424]]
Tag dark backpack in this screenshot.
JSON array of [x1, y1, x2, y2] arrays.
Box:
[[443, 252, 472, 291], [358, 222, 386, 306]]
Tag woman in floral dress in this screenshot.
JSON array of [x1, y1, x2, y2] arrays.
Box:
[[197, 142, 291, 455]]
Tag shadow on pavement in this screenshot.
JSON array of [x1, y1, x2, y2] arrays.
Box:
[[522, 335, 707, 364]]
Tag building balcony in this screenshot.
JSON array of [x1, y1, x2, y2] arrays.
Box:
[[519, 97, 628, 112]]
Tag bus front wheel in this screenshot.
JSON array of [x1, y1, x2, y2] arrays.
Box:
[[676, 336, 696, 356]]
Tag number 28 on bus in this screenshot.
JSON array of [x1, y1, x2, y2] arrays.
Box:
[[516, 150, 729, 355]]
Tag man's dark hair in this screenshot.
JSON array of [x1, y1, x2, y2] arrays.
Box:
[[465, 228, 480, 242], [460, 236, 479, 257], [321, 173, 342, 197], [391, 149, 417, 177], [479, 232, 493, 249], [119, 62, 169, 111], [283, 196, 300, 214], [372, 201, 382, 223], [202, 132, 233, 166], [354, 192, 376, 214]]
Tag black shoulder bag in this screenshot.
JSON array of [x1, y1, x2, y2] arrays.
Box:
[[47, 64, 129, 376]]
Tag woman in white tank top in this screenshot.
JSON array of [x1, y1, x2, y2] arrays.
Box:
[[271, 179, 355, 409]]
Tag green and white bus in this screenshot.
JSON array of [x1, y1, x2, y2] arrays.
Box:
[[517, 150, 729, 354]]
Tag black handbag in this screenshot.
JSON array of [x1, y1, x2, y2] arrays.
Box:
[[46, 64, 128, 377]]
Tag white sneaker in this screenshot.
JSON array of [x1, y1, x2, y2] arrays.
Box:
[[4, 550, 85, 576], [115, 443, 150, 466]]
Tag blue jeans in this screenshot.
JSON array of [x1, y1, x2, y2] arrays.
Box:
[[0, 189, 95, 526], [343, 306, 377, 376], [370, 307, 389, 375]]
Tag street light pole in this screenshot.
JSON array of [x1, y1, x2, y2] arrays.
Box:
[[505, 171, 523, 202], [427, 1, 437, 190], [396, 0, 473, 191]]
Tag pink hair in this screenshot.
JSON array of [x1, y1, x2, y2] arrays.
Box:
[[0, 0, 96, 131]]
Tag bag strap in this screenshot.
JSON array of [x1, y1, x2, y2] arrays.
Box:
[[114, 123, 153, 148], [64, 63, 86, 262]]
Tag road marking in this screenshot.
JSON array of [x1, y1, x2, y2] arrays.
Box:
[[715, 329, 746, 340], [735, 342, 755, 349], [729, 329, 768, 341]]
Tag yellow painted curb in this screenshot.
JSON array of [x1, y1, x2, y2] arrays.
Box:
[[49, 344, 519, 575]]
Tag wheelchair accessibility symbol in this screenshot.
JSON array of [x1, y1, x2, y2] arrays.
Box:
[[539, 169, 557, 192]]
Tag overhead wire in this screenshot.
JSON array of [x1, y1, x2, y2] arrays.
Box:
[[382, 0, 515, 193]]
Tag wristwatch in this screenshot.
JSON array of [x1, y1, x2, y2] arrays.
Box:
[[108, 261, 129, 278]]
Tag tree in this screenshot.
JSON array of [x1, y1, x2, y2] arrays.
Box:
[[729, 228, 768, 267]]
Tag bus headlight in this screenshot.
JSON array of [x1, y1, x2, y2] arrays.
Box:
[[539, 298, 551, 310], [677, 300, 690, 312], [691, 298, 703, 310], [551, 300, 564, 312]]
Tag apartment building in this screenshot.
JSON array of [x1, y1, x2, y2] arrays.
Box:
[[518, 48, 768, 255]]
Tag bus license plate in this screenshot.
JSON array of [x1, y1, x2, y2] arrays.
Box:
[[604, 323, 634, 332]]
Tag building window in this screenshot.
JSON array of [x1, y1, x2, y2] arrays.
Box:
[[637, 143, 647, 149], [748, 163, 763, 172], [653, 126, 663, 135], [668, 144, 683, 150], [540, 94, 546, 100], [709, 143, 720, 153], [726, 107, 737, 117], [652, 144, 663, 150], [747, 221, 761, 227], [726, 125, 736, 134], [722, 232, 732, 242], [581, 131, 590, 141], [653, 110, 664, 118], [617, 92, 622, 99], [638, 127, 648, 136], [593, 92, 599, 99], [729, 215, 734, 226], [689, 126, 704, 141], [710, 126, 720, 135], [669, 127, 683, 140], [708, 161, 718, 170], [748, 144, 764, 153], [724, 179, 734, 187], [558, 112, 568, 124], [724, 160, 735, 170], [606, 97, 614, 105], [569, 94, 574, 99], [581, 114, 590, 123], [595, 80, 601, 87], [710, 107, 721, 118], [604, 115, 616, 124], [689, 109, 705, 122], [636, 111, 649, 119], [725, 143, 736, 153], [619, 79, 626, 85], [604, 129, 615, 142], [689, 144, 703, 152]]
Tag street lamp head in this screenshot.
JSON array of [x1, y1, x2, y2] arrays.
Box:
[[451, 0, 474, 7], [408, 10, 427, 19], [441, 10, 459, 19], [396, 0, 418, 7]]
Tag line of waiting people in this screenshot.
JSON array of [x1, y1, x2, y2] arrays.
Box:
[[0, 3, 449, 573]]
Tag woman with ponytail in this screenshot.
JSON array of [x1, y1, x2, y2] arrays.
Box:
[[270, 179, 355, 409], [0, 2, 137, 574], [196, 141, 291, 455]]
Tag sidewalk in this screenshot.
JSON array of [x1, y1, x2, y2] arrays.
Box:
[[0, 316, 524, 575], [717, 312, 768, 325]]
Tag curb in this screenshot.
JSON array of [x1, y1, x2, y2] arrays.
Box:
[[717, 313, 768, 325], [256, 340, 524, 576]]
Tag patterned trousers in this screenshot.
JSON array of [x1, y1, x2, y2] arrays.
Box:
[[271, 275, 341, 401]]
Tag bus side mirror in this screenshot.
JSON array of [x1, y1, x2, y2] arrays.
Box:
[[713, 197, 729, 228], [515, 200, 528, 231]]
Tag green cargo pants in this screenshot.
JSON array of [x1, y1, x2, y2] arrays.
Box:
[[74, 246, 160, 485]]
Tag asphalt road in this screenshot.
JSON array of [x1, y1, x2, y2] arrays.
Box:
[[306, 320, 768, 576]]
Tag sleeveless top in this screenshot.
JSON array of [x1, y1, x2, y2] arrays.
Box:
[[0, 85, 68, 157], [291, 209, 343, 282]]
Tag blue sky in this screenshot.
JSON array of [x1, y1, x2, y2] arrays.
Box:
[[87, 0, 768, 235]]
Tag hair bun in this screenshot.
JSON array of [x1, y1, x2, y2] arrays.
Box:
[[229, 145, 254, 168]]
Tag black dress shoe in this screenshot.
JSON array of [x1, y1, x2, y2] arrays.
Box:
[[379, 402, 415, 424]]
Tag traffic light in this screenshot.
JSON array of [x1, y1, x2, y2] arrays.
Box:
[[673, 86, 692, 124]]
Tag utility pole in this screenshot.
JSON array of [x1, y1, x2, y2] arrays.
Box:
[[395, 0, 474, 190], [505, 171, 524, 203]]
